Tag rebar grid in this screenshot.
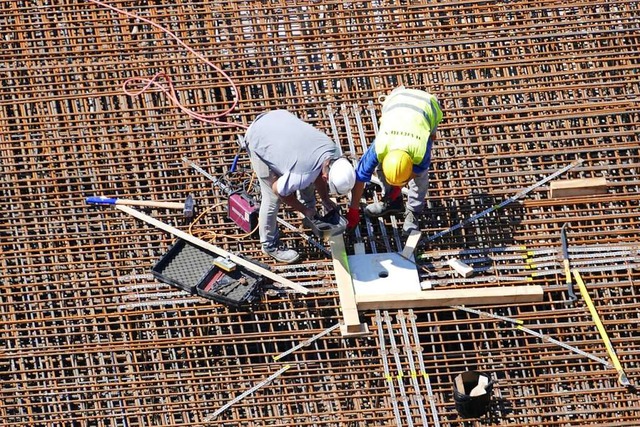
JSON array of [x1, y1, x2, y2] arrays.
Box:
[[2, 1, 640, 426]]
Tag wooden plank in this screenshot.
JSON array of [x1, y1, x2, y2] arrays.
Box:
[[447, 258, 474, 277], [115, 205, 310, 294], [550, 177, 608, 198], [401, 230, 421, 259], [329, 234, 366, 333], [355, 285, 544, 310]]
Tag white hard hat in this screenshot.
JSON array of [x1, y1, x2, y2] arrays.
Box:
[[328, 157, 356, 195]]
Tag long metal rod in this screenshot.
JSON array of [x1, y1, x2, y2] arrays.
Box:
[[397, 310, 430, 426], [342, 104, 376, 253], [375, 310, 403, 426], [423, 159, 584, 243], [354, 104, 393, 253], [423, 244, 640, 260], [205, 364, 293, 420], [272, 323, 341, 362], [452, 305, 613, 368], [367, 100, 404, 249], [384, 310, 415, 427]]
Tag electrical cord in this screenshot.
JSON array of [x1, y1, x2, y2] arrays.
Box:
[[85, 0, 247, 129], [188, 202, 259, 241]]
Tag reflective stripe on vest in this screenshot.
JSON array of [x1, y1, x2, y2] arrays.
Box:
[[375, 89, 442, 164], [382, 91, 443, 131]]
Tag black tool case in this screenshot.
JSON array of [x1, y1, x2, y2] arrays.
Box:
[[196, 265, 263, 307], [151, 238, 263, 307]]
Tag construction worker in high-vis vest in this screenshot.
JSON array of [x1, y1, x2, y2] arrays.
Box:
[[346, 86, 443, 235]]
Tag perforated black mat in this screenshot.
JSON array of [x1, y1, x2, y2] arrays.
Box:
[[151, 239, 217, 294], [152, 239, 263, 307]]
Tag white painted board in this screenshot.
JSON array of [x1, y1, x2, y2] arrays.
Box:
[[348, 252, 421, 297]]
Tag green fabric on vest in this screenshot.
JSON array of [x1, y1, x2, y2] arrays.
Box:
[[375, 88, 443, 164]]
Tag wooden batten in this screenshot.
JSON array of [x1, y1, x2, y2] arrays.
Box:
[[329, 235, 369, 336], [355, 285, 544, 310], [550, 177, 608, 198]]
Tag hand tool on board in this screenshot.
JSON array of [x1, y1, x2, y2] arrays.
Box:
[[561, 223, 577, 303], [272, 323, 341, 361], [573, 270, 632, 388], [115, 204, 310, 294], [87, 194, 195, 219]]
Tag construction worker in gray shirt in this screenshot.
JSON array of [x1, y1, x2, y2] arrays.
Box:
[[245, 110, 356, 263]]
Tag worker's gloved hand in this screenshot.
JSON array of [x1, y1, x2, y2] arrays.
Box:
[[387, 186, 402, 201], [322, 199, 338, 214], [302, 207, 317, 220], [346, 207, 360, 231]]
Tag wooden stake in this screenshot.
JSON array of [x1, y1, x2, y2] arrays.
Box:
[[329, 234, 368, 335]]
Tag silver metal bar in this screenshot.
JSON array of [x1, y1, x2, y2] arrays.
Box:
[[531, 262, 640, 277], [326, 105, 343, 156], [328, 105, 364, 244], [272, 261, 334, 271], [272, 323, 341, 361], [375, 310, 403, 426], [205, 364, 293, 420], [423, 159, 584, 243], [118, 298, 203, 310], [384, 310, 415, 427], [452, 305, 613, 368], [366, 100, 405, 248], [354, 104, 392, 253], [424, 244, 639, 260], [408, 309, 440, 427], [342, 104, 376, 253], [397, 310, 430, 426], [367, 100, 379, 135]]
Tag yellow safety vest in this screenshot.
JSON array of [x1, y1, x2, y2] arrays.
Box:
[[375, 88, 443, 164]]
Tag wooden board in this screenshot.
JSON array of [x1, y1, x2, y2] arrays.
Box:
[[447, 258, 475, 277], [115, 205, 310, 294], [349, 252, 420, 296], [550, 177, 608, 198], [355, 285, 544, 310], [401, 230, 421, 259], [329, 234, 367, 334]]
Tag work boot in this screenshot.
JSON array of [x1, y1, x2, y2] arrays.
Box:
[[402, 210, 422, 236], [262, 243, 300, 264], [364, 196, 405, 218]]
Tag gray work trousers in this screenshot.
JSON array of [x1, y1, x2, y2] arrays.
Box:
[[377, 168, 429, 214], [247, 148, 315, 249]]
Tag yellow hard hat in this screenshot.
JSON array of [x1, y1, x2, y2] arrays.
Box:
[[382, 150, 413, 186]]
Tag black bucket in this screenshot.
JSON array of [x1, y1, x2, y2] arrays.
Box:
[[453, 370, 493, 419]]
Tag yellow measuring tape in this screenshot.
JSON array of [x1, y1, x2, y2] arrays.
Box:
[[573, 269, 631, 387]]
